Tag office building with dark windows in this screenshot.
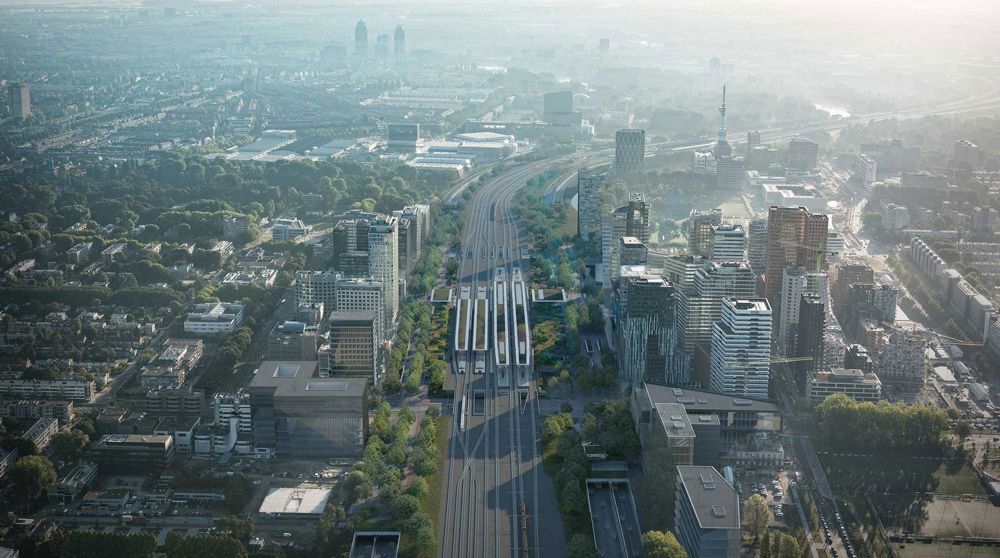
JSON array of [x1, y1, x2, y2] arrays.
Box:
[[249, 361, 369, 458]]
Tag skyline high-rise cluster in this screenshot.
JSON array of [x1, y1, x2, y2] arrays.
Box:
[[354, 20, 406, 62], [764, 205, 829, 330], [295, 205, 430, 372], [590, 189, 849, 401]]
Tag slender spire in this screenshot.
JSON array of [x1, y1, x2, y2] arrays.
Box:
[[718, 84, 727, 143]]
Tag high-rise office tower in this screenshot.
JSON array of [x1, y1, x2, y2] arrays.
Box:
[[542, 91, 580, 128], [618, 237, 648, 267], [747, 129, 761, 149], [830, 263, 874, 321], [393, 25, 405, 60], [267, 321, 321, 361], [764, 206, 828, 319], [615, 129, 646, 173], [616, 274, 678, 385], [748, 217, 768, 275], [543, 90, 573, 116], [624, 193, 650, 243], [320, 311, 379, 381], [354, 20, 368, 58], [368, 217, 399, 336], [787, 137, 819, 171], [777, 266, 828, 351], [794, 294, 826, 383], [7, 83, 30, 118], [662, 255, 707, 296], [386, 123, 419, 152], [375, 34, 390, 60], [393, 204, 430, 257], [710, 224, 746, 263], [746, 145, 781, 171], [577, 170, 606, 242], [716, 156, 746, 191], [601, 193, 650, 282], [396, 218, 415, 273], [677, 261, 757, 353], [709, 298, 773, 399], [330, 218, 371, 277], [335, 277, 385, 343], [688, 208, 723, 258]]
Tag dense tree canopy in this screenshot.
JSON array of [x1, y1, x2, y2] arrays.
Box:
[[642, 530, 688, 558], [816, 393, 951, 454], [7, 455, 57, 501]]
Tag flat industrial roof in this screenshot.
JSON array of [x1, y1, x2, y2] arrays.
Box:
[[249, 361, 367, 397], [328, 311, 377, 323], [642, 384, 781, 413], [677, 466, 740, 530], [258, 487, 332, 515], [655, 403, 695, 439]]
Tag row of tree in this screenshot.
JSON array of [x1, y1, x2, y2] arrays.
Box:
[[541, 413, 592, 543], [816, 393, 952, 455], [15, 529, 259, 558], [339, 404, 441, 557]]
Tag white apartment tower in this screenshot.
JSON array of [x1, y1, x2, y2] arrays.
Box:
[[676, 261, 757, 353], [294, 271, 341, 315], [710, 298, 773, 399], [711, 224, 746, 263], [368, 217, 399, 336], [335, 277, 386, 342]]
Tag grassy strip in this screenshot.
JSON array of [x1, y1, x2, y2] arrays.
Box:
[[423, 416, 451, 518]]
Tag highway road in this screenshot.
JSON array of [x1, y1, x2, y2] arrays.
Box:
[[439, 160, 566, 558]]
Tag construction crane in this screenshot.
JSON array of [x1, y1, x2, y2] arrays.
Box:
[[880, 321, 984, 348], [777, 238, 826, 273], [723, 356, 813, 369], [932, 331, 983, 348]]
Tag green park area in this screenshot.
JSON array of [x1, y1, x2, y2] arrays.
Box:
[[717, 197, 751, 220]]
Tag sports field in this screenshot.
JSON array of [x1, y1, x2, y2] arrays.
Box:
[[821, 453, 997, 540], [821, 454, 985, 497], [896, 541, 1000, 558]]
